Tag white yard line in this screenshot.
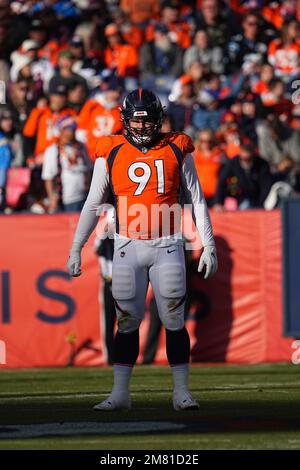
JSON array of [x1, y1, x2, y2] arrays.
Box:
[[1, 383, 299, 402]]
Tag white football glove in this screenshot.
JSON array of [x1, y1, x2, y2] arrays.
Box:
[[67, 245, 82, 277], [198, 245, 218, 279]]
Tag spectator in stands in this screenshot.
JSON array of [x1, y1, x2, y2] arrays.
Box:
[[111, 8, 144, 50], [196, 0, 238, 49], [19, 39, 54, 93], [168, 75, 197, 133], [217, 111, 241, 159], [268, 19, 300, 82], [70, 35, 103, 89], [1, 0, 299, 215], [120, 0, 160, 28], [23, 83, 76, 165], [223, 1, 263, 16], [104, 23, 139, 80], [184, 29, 224, 74], [78, 1, 109, 59], [139, 23, 183, 80], [257, 115, 300, 170], [67, 82, 87, 113], [262, 0, 298, 30], [0, 0, 28, 59], [30, 0, 80, 19], [76, 77, 123, 159], [227, 12, 270, 73], [220, 126, 241, 160], [48, 49, 89, 97], [274, 156, 300, 193], [251, 62, 274, 106], [0, 112, 13, 212], [264, 155, 300, 209], [42, 116, 91, 213], [231, 89, 262, 144], [192, 71, 246, 131], [259, 78, 293, 120], [193, 128, 225, 206], [10, 51, 33, 83], [5, 79, 32, 133], [185, 60, 206, 96], [10, 49, 44, 105], [27, 18, 60, 67], [214, 143, 273, 211], [0, 24, 10, 72], [146, 2, 192, 49], [0, 108, 23, 167]]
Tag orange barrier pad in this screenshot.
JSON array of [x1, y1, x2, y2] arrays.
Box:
[[0, 210, 293, 368]]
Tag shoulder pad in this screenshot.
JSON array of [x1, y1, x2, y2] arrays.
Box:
[[94, 135, 125, 161], [169, 132, 195, 155]]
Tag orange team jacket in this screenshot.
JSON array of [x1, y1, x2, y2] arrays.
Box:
[[268, 39, 300, 76], [120, 0, 160, 24], [104, 44, 139, 77], [77, 99, 122, 158], [37, 40, 63, 66], [146, 21, 192, 49], [23, 106, 76, 157], [252, 80, 275, 106], [194, 147, 224, 200], [121, 24, 144, 50], [94, 132, 195, 239]]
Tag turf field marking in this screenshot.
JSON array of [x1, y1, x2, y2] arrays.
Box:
[[0, 421, 185, 439], [1, 384, 299, 402]]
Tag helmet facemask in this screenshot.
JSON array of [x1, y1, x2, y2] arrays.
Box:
[[121, 90, 164, 147], [123, 115, 162, 146]]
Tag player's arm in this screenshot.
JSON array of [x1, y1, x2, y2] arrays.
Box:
[[67, 157, 110, 277], [180, 153, 218, 279]]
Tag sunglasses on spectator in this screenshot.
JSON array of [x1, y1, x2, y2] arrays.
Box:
[[246, 21, 258, 26]]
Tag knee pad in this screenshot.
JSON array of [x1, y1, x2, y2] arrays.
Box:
[[158, 263, 186, 299], [112, 265, 140, 333], [112, 265, 136, 300], [158, 263, 186, 331]]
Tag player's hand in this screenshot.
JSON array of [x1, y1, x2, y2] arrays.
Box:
[[198, 245, 218, 279], [67, 249, 82, 277]]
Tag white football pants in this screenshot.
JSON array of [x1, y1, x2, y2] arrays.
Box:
[[112, 238, 186, 333]]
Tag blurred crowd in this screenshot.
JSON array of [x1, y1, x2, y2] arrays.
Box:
[[1, 0, 300, 214]]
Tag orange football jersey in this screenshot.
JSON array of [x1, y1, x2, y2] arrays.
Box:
[[77, 99, 122, 158], [194, 147, 224, 199], [268, 39, 300, 76], [23, 106, 76, 157], [94, 132, 195, 239]]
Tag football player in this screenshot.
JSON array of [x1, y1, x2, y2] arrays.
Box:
[[67, 89, 218, 411]]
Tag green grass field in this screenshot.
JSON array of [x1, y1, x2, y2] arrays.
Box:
[[0, 363, 300, 450]]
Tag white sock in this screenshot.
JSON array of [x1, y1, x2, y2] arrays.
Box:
[[111, 365, 133, 395], [171, 364, 189, 393]]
